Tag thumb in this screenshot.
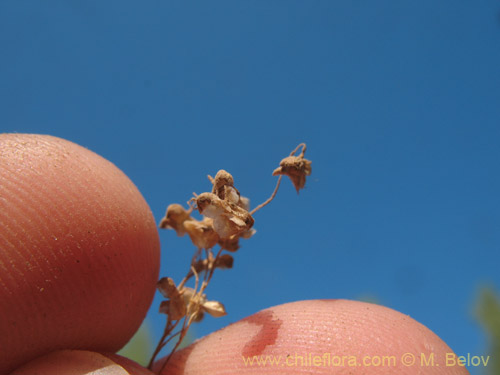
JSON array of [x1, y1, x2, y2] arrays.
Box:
[[0, 134, 160, 373], [155, 300, 469, 374]]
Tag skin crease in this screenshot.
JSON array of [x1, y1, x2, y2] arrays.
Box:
[[0, 134, 160, 374], [1, 134, 469, 374]]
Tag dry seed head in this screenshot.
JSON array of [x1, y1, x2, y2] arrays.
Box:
[[159, 300, 169, 314], [211, 170, 235, 199], [159, 204, 193, 236], [157, 277, 180, 299], [181, 287, 206, 322], [272, 155, 312, 193], [157, 278, 186, 320], [180, 287, 200, 305], [190, 310, 205, 322], [196, 193, 222, 218], [181, 288, 227, 319], [238, 196, 250, 211], [192, 254, 234, 273], [215, 254, 234, 269], [210, 170, 249, 208], [218, 228, 256, 252], [196, 192, 254, 239], [218, 235, 240, 252], [240, 228, 256, 239], [159, 300, 186, 320], [224, 185, 240, 205], [183, 217, 219, 250], [192, 258, 209, 274]]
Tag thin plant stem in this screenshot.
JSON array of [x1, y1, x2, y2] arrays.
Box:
[[148, 318, 181, 369], [203, 249, 211, 284], [291, 143, 306, 157], [177, 272, 193, 291], [207, 247, 223, 284], [250, 175, 282, 215], [192, 265, 200, 293], [178, 249, 201, 290], [159, 313, 192, 374]]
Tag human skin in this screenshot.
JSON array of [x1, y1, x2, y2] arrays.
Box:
[[0, 134, 469, 374], [10, 350, 155, 375], [0, 134, 160, 374], [156, 299, 470, 375]]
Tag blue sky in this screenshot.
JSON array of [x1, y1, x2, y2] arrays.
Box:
[[1, 1, 499, 371]]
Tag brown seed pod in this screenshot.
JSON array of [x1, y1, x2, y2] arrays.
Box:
[[218, 228, 256, 252], [215, 254, 234, 269], [157, 277, 179, 299], [191, 253, 234, 273], [237, 196, 250, 211], [211, 170, 235, 200], [224, 185, 241, 205], [181, 288, 227, 320], [191, 258, 209, 274], [180, 288, 205, 322], [272, 145, 312, 193], [196, 193, 254, 239], [159, 300, 186, 320], [190, 310, 205, 323], [159, 204, 193, 236], [183, 217, 220, 250], [218, 235, 240, 252], [157, 278, 186, 320]]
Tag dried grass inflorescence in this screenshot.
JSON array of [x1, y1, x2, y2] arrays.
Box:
[[149, 143, 311, 371]]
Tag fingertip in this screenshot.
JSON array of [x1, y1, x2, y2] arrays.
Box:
[[0, 134, 161, 372], [156, 300, 468, 374]]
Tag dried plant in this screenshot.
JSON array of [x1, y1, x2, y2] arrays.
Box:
[[148, 143, 312, 371]]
